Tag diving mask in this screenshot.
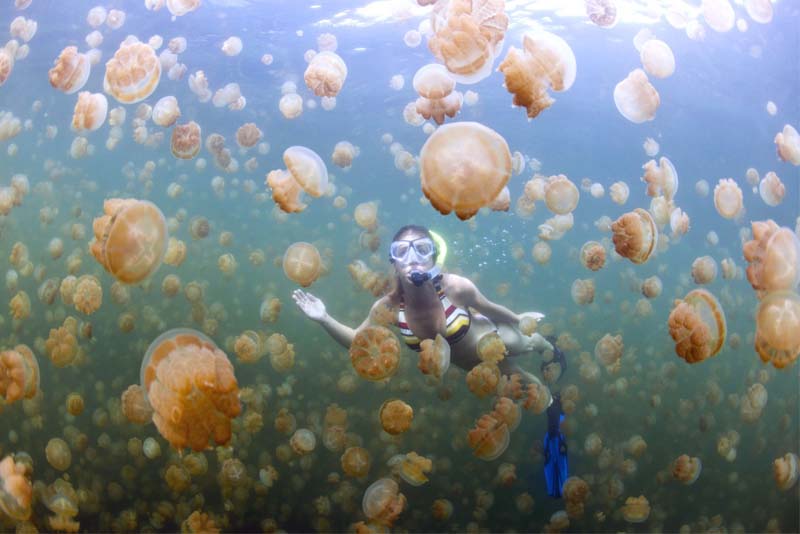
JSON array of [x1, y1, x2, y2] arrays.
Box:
[[389, 237, 435, 264]]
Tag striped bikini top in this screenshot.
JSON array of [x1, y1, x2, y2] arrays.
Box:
[[397, 276, 471, 351]]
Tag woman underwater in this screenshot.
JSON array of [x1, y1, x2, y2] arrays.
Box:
[[293, 224, 558, 385]]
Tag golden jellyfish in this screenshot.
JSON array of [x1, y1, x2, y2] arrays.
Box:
[[641, 157, 678, 201], [388, 452, 432, 486], [236, 122, 262, 149], [167, 0, 200, 16], [497, 30, 576, 119], [71, 91, 108, 132], [234, 330, 265, 364], [45, 324, 78, 367], [350, 326, 401, 381], [419, 121, 511, 220], [0, 344, 38, 404], [43, 478, 79, 532], [492, 396, 521, 431], [0, 455, 32, 521], [641, 275, 662, 298], [585, 0, 617, 27], [691, 256, 717, 285], [379, 399, 413, 435], [65, 392, 84, 416], [759, 171, 785, 206], [0, 45, 15, 87], [467, 412, 510, 461], [595, 333, 623, 369], [267, 168, 307, 213], [140, 328, 241, 451], [9, 290, 30, 320], [45, 438, 72, 471], [354, 201, 379, 230], [283, 242, 322, 287], [427, 0, 508, 84], [283, 146, 329, 198], [571, 278, 595, 305], [171, 121, 201, 159], [413, 64, 456, 100], [415, 91, 463, 125], [755, 291, 800, 369], [614, 69, 660, 123], [640, 39, 675, 79], [290, 428, 317, 455], [713, 178, 743, 219], [90, 198, 168, 284], [341, 446, 371, 478], [73, 275, 102, 314], [523, 381, 551, 414], [332, 141, 358, 169], [304, 51, 347, 97], [121, 384, 153, 424], [668, 289, 727, 364], [279, 92, 303, 119], [418, 334, 450, 379], [48, 46, 91, 94], [544, 174, 579, 215], [773, 453, 799, 491], [743, 220, 800, 293], [466, 362, 500, 398], [671, 454, 702, 484], [477, 332, 506, 364], [774, 124, 800, 165], [611, 208, 658, 264], [362, 478, 406, 527], [621, 495, 650, 523], [431, 499, 454, 521], [103, 38, 161, 104], [152, 96, 180, 127], [580, 241, 606, 271]]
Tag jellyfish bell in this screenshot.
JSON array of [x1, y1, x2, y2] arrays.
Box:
[[773, 453, 799, 491], [412, 63, 455, 99], [611, 208, 658, 264], [49, 46, 91, 94], [743, 220, 800, 293], [668, 289, 727, 364], [640, 39, 675, 79], [0, 455, 32, 521], [304, 51, 347, 97], [419, 121, 512, 220], [544, 174, 579, 215], [362, 478, 406, 526], [585, 0, 617, 27], [282, 242, 322, 287], [103, 39, 161, 104], [642, 157, 678, 201], [283, 146, 328, 198], [418, 334, 450, 379], [614, 69, 660, 123], [350, 326, 401, 381], [774, 124, 800, 165], [498, 30, 576, 119], [702, 0, 736, 32], [671, 454, 702, 484], [758, 172, 785, 207], [71, 91, 108, 132], [713, 178, 743, 219], [755, 291, 800, 369]]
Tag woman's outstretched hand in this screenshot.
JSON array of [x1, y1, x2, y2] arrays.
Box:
[[292, 289, 327, 322]]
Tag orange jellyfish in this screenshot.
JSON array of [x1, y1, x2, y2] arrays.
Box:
[[419, 121, 512, 220], [170, 121, 201, 159], [48, 46, 91, 94], [267, 169, 307, 214], [283, 146, 329, 198], [0, 45, 15, 87], [580, 241, 606, 271], [121, 383, 153, 424], [466, 362, 501, 398], [492, 397, 521, 431], [497, 30, 576, 119], [362, 478, 406, 527], [103, 38, 161, 103], [755, 291, 800, 369], [282, 242, 322, 287], [350, 326, 401, 381], [477, 332, 506, 364], [713, 178, 743, 219], [621, 495, 650, 523], [641, 157, 678, 201], [341, 447, 371, 478], [0, 344, 38, 405], [235, 122, 262, 149], [671, 454, 702, 484], [611, 208, 658, 264], [467, 412, 510, 461], [614, 69, 660, 123], [523, 381, 552, 414], [140, 328, 241, 451], [379, 399, 413, 435], [167, 0, 200, 17], [743, 220, 800, 293], [304, 51, 347, 97], [90, 198, 168, 284], [71, 91, 108, 132], [544, 174, 579, 215], [415, 91, 463, 125], [418, 334, 450, 379], [388, 452, 432, 486], [0, 455, 32, 521], [759, 172, 785, 207], [774, 124, 800, 165], [668, 289, 727, 364], [773, 453, 799, 491]]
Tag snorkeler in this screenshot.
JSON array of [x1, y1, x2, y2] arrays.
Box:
[[293, 224, 555, 384], [543, 392, 568, 498]]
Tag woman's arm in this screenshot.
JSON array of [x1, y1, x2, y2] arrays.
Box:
[[293, 290, 389, 350], [447, 275, 520, 326]]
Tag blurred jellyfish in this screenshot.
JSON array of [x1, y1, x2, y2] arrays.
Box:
[[773, 453, 799, 491], [614, 69, 659, 123], [668, 289, 727, 364], [755, 291, 800, 369], [49, 46, 91, 94], [713, 178, 743, 219], [418, 334, 450, 379], [743, 220, 800, 293], [759, 171, 785, 206], [671, 454, 702, 484], [640, 39, 675, 79], [774, 124, 800, 165]]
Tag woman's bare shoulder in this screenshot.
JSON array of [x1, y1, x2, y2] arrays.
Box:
[[442, 273, 477, 296]]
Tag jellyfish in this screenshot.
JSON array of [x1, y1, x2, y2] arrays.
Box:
[[283, 146, 329, 198], [595, 334, 623, 369], [341, 447, 371, 478], [774, 124, 800, 165], [523, 381, 552, 414], [418, 334, 450, 379], [621, 495, 650, 523], [379, 399, 413, 435], [354, 202, 378, 231], [419, 121, 511, 220], [759, 172, 785, 206], [691, 256, 717, 285], [544, 174, 579, 215], [140, 328, 241, 451], [66, 393, 84, 416], [235, 123, 261, 149], [43, 478, 79, 532], [103, 38, 161, 104], [611, 208, 658, 264], [234, 330, 265, 364], [388, 452, 432, 486], [152, 96, 180, 127], [267, 169, 306, 214], [571, 278, 595, 305], [614, 69, 660, 123], [668, 289, 727, 364], [167, 0, 200, 16], [640, 39, 675, 79], [585, 0, 617, 27], [221, 36, 242, 56], [362, 478, 406, 526], [492, 397, 521, 431], [45, 438, 72, 471], [282, 242, 322, 287], [671, 454, 702, 484], [713, 178, 743, 219], [467, 412, 510, 460], [415, 91, 463, 125], [580, 241, 606, 271], [755, 291, 800, 369], [0, 455, 32, 521], [0, 344, 38, 405], [497, 30, 576, 119], [350, 326, 401, 381], [773, 453, 799, 491], [641, 157, 678, 201], [641, 276, 662, 299], [427, 0, 508, 84], [290, 429, 317, 455], [45, 324, 78, 367], [331, 141, 358, 169], [279, 92, 303, 119], [90, 198, 168, 284], [48, 46, 91, 94], [743, 220, 800, 293], [304, 51, 347, 97]]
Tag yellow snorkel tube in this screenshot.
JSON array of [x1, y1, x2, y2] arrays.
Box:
[[429, 230, 447, 270]]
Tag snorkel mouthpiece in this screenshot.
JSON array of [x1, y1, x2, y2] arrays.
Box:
[[409, 270, 430, 286]]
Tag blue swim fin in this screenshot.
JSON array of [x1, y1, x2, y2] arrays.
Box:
[[543, 429, 568, 498]]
